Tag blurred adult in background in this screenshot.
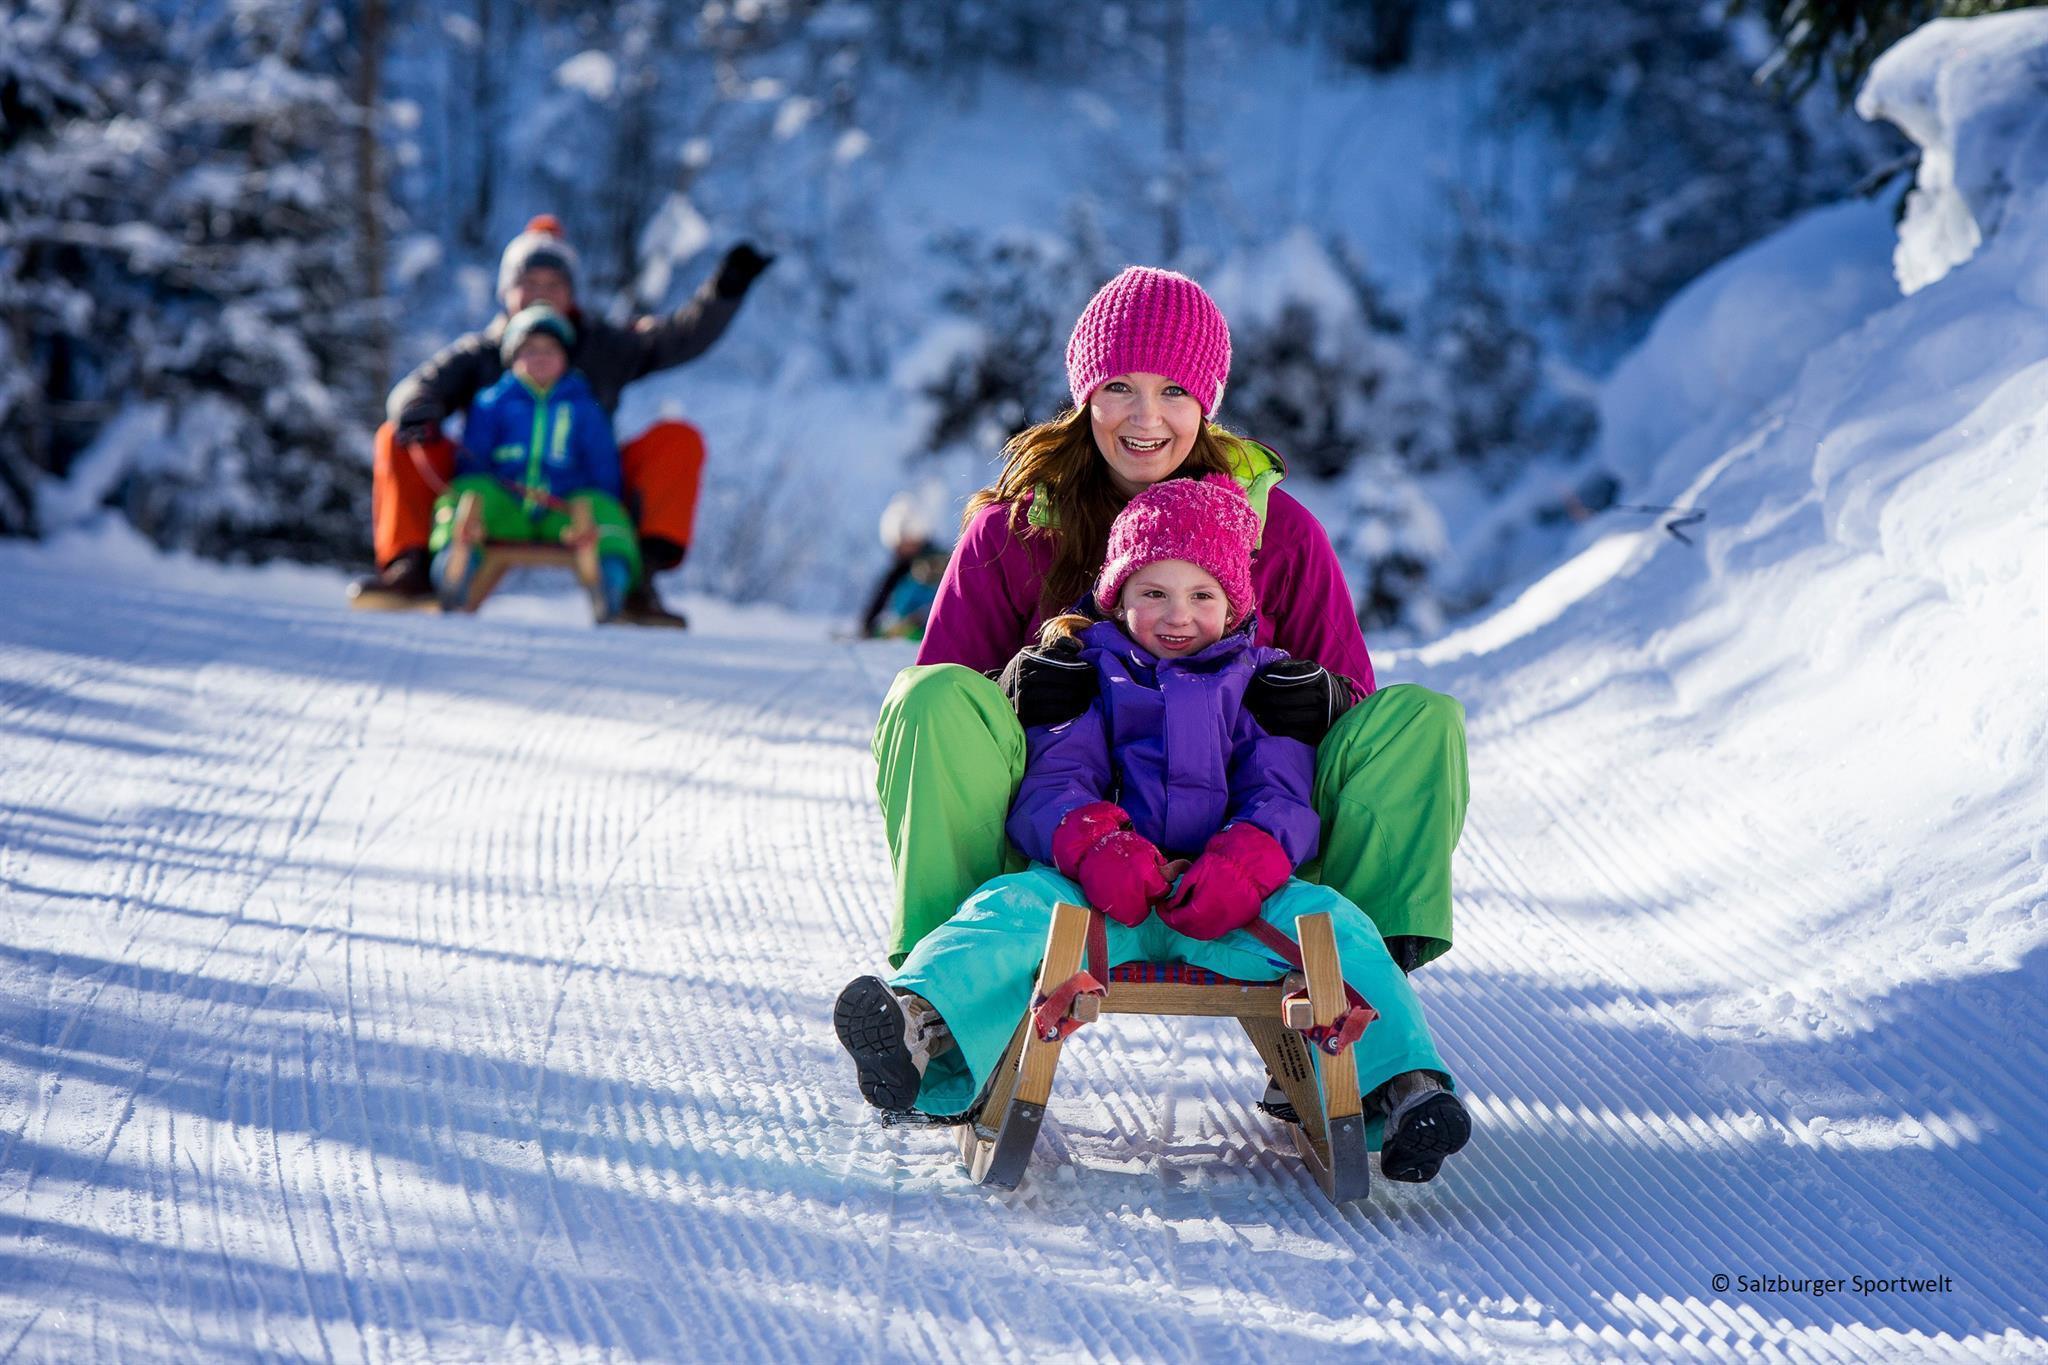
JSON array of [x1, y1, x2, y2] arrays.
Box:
[[351, 214, 772, 627]]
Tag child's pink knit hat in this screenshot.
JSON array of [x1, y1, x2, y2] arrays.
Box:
[[1066, 266, 1232, 418], [1095, 474, 1260, 624]]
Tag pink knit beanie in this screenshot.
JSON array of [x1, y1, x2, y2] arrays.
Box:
[[1066, 267, 1232, 418], [1095, 474, 1259, 624]]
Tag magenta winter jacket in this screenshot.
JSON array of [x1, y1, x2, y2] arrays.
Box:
[[1006, 618, 1321, 868], [916, 472, 1376, 695]]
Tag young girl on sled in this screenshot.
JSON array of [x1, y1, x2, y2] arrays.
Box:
[[834, 473, 1472, 1184]]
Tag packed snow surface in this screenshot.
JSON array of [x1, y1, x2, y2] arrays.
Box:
[[4, 15, 2047, 1363], [0, 331, 2041, 1359]]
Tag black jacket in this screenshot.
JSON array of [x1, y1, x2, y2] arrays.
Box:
[[387, 276, 743, 429]]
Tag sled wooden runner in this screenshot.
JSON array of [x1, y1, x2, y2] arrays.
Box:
[[440, 491, 604, 616], [958, 901, 1372, 1204]]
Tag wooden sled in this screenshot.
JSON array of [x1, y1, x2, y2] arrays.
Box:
[[437, 490, 615, 622], [959, 901, 1372, 1205]]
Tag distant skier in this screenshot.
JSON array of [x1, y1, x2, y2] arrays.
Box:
[[836, 474, 1471, 1183], [859, 487, 952, 640], [428, 305, 639, 622], [352, 214, 772, 626]]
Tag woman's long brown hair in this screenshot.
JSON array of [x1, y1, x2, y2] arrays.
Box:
[[966, 407, 1241, 617]]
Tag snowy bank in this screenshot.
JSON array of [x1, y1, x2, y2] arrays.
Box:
[[1415, 11, 2048, 1032], [1855, 9, 2048, 295]]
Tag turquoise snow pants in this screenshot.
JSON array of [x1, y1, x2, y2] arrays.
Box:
[[890, 865, 1453, 1132], [873, 668, 1468, 968]]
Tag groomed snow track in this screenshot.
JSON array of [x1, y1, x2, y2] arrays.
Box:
[[0, 550, 2041, 1362]]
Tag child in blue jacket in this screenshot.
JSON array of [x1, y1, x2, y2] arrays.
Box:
[[835, 474, 1471, 1184], [428, 305, 642, 619]]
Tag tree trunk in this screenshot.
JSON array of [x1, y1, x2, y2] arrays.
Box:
[[1161, 0, 1186, 262], [355, 0, 390, 386], [464, 0, 496, 252]]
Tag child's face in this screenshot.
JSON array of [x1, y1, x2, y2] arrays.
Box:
[[513, 334, 567, 390], [1119, 559, 1229, 658]]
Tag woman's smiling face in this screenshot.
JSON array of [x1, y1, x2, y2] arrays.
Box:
[[1119, 558, 1229, 658], [1088, 372, 1203, 497]]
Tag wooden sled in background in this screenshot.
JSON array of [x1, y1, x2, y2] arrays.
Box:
[[435, 490, 604, 617], [959, 901, 1372, 1205]]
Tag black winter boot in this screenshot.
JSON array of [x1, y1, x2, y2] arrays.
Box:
[[1379, 1073, 1471, 1183], [619, 578, 688, 629], [833, 975, 952, 1112], [347, 549, 432, 608]]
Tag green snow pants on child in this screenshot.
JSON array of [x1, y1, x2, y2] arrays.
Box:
[[872, 666, 1469, 968], [427, 475, 644, 585], [891, 865, 1454, 1128]]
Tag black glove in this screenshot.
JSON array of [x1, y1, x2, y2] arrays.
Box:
[[1386, 936, 1427, 975], [712, 242, 774, 299], [1243, 658, 1353, 746], [997, 635, 1098, 729]]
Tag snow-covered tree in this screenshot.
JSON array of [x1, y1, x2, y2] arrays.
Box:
[[1, 0, 393, 563], [1478, 0, 1887, 357], [1423, 200, 1596, 485], [1334, 453, 1451, 639], [1733, 0, 2038, 101], [0, 0, 151, 535], [1211, 232, 1451, 481], [911, 217, 1111, 455]]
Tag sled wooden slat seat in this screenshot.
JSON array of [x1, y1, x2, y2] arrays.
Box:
[[1070, 962, 1315, 1027], [959, 901, 1371, 1205], [442, 491, 601, 614]]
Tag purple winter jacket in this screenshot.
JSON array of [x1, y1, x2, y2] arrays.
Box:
[[1006, 618, 1322, 870]]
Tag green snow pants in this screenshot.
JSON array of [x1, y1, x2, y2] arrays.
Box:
[[427, 476, 643, 585], [892, 865, 1453, 1129], [872, 665, 1468, 968]]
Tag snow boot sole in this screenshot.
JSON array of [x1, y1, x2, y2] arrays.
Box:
[[833, 975, 922, 1112], [1256, 1076, 1300, 1126], [1381, 1090, 1471, 1183]]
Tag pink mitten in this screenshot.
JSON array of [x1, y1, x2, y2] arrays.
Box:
[[1159, 822, 1292, 940], [1052, 801, 1170, 927]]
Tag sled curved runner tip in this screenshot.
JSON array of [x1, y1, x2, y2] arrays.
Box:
[[957, 901, 1371, 1205]]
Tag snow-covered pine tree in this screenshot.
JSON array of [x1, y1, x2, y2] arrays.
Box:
[[0, 0, 390, 563], [1733, 0, 2038, 102], [913, 219, 1110, 456], [1423, 199, 1595, 486], [1317, 0, 1423, 73], [0, 0, 154, 536], [1215, 232, 1451, 482], [1335, 453, 1450, 640], [1478, 0, 1885, 358]]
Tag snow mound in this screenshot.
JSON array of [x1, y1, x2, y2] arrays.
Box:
[[1418, 10, 2048, 1031], [1855, 9, 2048, 294], [1596, 199, 1899, 499]]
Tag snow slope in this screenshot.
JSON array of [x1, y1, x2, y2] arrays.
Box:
[[0, 517, 2039, 1364], [3, 16, 2047, 1364]]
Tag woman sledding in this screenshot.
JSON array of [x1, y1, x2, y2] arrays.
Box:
[[837, 470, 1471, 1181], [846, 265, 1474, 1180], [873, 265, 1468, 979]]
